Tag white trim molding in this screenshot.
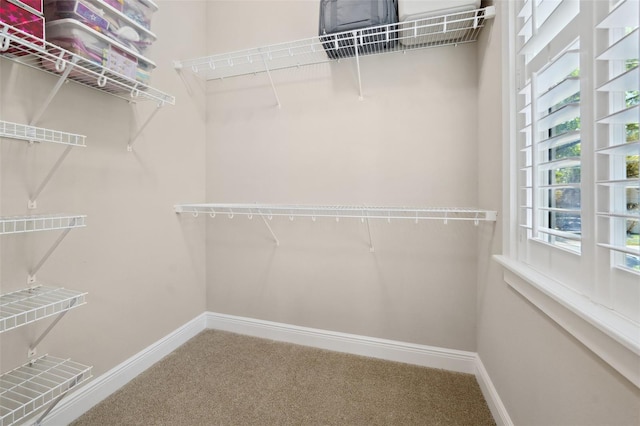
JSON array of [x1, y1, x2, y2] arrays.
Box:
[[42, 313, 208, 425], [475, 355, 514, 426], [205, 312, 477, 374], [41, 311, 512, 425], [495, 255, 640, 389]]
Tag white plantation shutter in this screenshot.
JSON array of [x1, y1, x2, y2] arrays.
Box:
[[514, 0, 639, 329], [594, 0, 639, 320]]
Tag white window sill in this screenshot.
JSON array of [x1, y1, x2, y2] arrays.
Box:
[[493, 255, 640, 389]]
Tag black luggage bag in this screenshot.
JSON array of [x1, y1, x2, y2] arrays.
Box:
[[319, 0, 399, 59]]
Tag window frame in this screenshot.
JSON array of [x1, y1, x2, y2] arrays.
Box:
[[495, 0, 640, 389]]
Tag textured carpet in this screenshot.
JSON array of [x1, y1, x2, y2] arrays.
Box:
[[72, 330, 495, 425]]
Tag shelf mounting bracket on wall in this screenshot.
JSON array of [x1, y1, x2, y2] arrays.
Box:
[[27, 297, 79, 358], [29, 56, 79, 127], [352, 31, 364, 100], [364, 213, 374, 252], [261, 49, 282, 108], [259, 213, 280, 246], [28, 144, 73, 209], [127, 100, 166, 151], [26, 216, 85, 284]]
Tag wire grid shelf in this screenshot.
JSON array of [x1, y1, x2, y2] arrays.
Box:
[[0, 286, 87, 334], [0, 215, 86, 235], [0, 355, 92, 426], [175, 203, 498, 222], [0, 120, 86, 147], [0, 23, 175, 106], [175, 7, 494, 80]]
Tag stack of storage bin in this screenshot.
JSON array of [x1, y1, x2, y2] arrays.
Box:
[[42, 0, 158, 84], [0, 0, 46, 53]]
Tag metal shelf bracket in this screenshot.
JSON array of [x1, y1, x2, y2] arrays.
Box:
[[30, 57, 79, 127], [127, 101, 166, 151], [27, 217, 81, 284], [28, 145, 74, 209]]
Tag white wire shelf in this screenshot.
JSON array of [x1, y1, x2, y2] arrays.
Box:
[[175, 203, 498, 222], [0, 286, 87, 334], [0, 215, 86, 235], [0, 355, 92, 426], [0, 120, 86, 147], [175, 203, 497, 251], [175, 7, 495, 81], [0, 23, 174, 106]]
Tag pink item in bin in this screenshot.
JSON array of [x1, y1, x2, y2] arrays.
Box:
[[1, 0, 45, 54], [8, 0, 42, 13]]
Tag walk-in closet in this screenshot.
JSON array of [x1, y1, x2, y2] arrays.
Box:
[[1, 0, 639, 425]]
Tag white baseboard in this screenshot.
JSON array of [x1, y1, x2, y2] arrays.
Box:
[[42, 311, 511, 426], [475, 355, 514, 426], [205, 312, 478, 374], [42, 313, 208, 425]]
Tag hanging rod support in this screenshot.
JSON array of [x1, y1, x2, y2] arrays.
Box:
[[261, 51, 281, 108], [29, 145, 74, 209], [127, 102, 164, 151], [30, 57, 79, 126], [28, 218, 78, 283], [260, 214, 280, 246]]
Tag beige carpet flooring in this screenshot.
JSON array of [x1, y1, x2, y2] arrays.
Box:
[[72, 330, 495, 425]]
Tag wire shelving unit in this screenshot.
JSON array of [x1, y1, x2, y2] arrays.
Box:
[[0, 286, 87, 334], [0, 23, 174, 105], [0, 355, 92, 426], [0, 215, 86, 235], [174, 6, 495, 103], [175, 203, 497, 251], [0, 23, 175, 150]]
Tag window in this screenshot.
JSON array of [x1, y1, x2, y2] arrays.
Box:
[[502, 0, 639, 388]]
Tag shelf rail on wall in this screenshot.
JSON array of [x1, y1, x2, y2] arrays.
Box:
[[0, 120, 86, 208], [0, 355, 92, 426], [174, 6, 496, 104], [175, 203, 497, 251], [0, 24, 176, 150]]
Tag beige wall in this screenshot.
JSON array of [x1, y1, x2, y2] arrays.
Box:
[[0, 1, 207, 378], [476, 2, 640, 425], [203, 0, 483, 351]]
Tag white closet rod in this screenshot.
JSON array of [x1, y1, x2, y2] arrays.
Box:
[[175, 203, 498, 222]]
